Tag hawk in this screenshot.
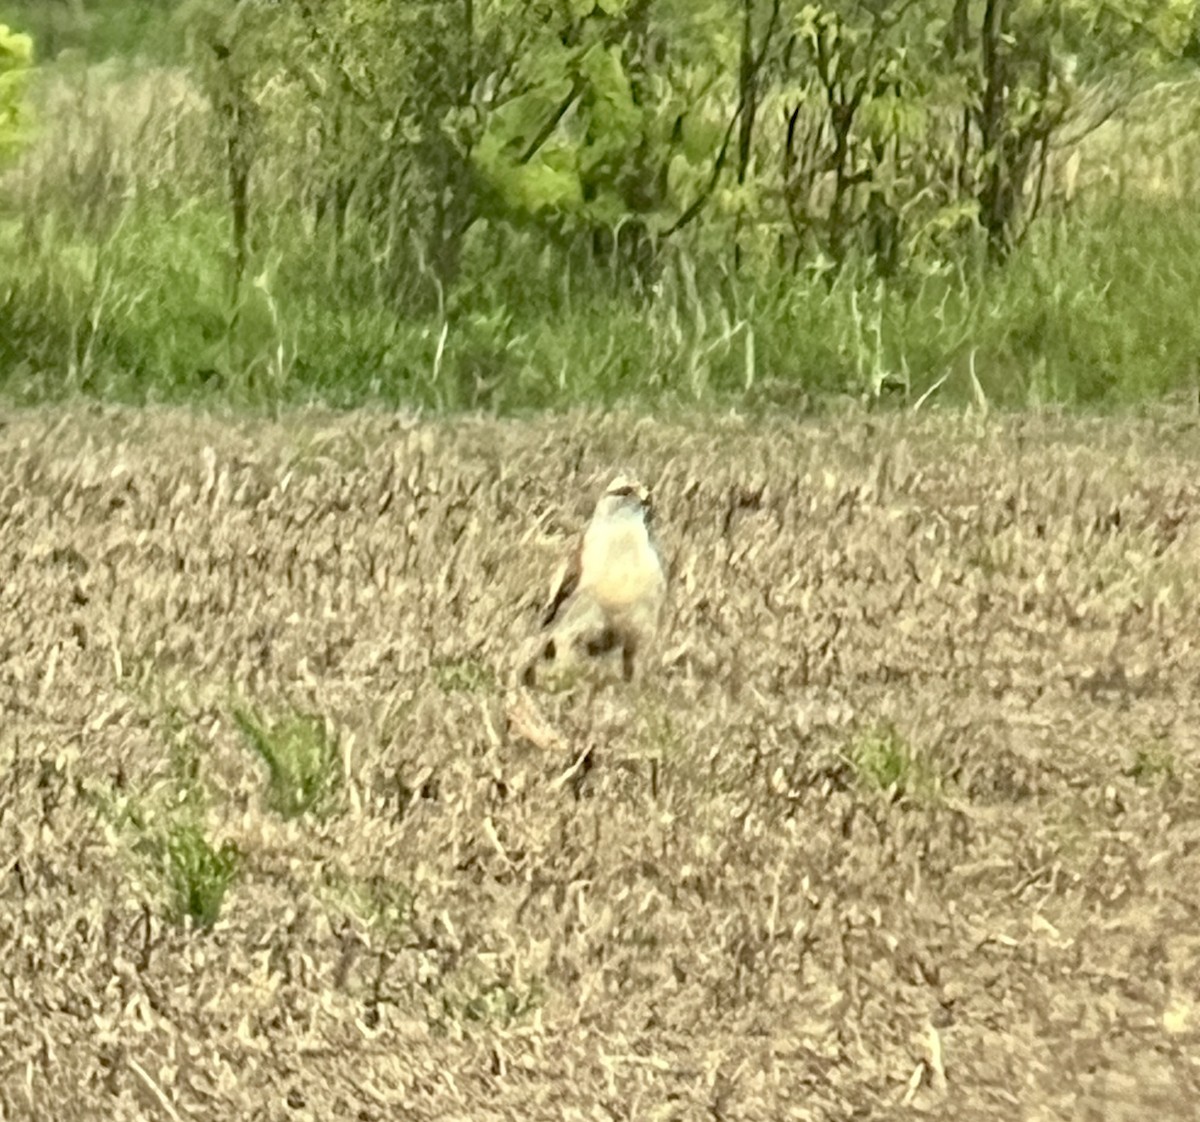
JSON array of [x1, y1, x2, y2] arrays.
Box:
[[521, 473, 667, 686]]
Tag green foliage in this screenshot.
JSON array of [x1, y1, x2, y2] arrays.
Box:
[[1125, 740, 1177, 785], [82, 714, 240, 929], [0, 22, 32, 164], [320, 868, 413, 934], [234, 706, 341, 819], [635, 696, 685, 760], [5, 185, 1200, 409], [846, 723, 941, 798], [775, 0, 1200, 267], [460, 978, 544, 1025], [3, 2, 1200, 410], [184, 0, 481, 299], [161, 821, 241, 928], [475, 33, 656, 227], [1059, 0, 1198, 68], [434, 970, 546, 1031]]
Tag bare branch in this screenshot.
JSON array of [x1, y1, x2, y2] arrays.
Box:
[[518, 76, 585, 165]]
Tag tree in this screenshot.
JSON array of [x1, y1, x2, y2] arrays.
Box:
[[179, 0, 1200, 298], [774, 0, 1197, 271]]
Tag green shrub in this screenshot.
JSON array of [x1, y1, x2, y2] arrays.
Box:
[[0, 22, 33, 165]]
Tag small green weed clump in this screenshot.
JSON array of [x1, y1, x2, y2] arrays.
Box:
[[234, 706, 341, 819], [1125, 740, 1177, 786], [432, 656, 496, 694], [160, 821, 241, 928], [846, 723, 942, 799], [320, 868, 413, 935]]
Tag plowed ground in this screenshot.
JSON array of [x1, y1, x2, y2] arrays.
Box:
[[4, 407, 1200, 1121]]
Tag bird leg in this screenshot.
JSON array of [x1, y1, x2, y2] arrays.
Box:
[[621, 640, 637, 682]]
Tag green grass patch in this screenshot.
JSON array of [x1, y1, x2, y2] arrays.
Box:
[[845, 723, 942, 799], [431, 656, 497, 695], [234, 706, 342, 819], [319, 867, 413, 935], [1125, 740, 1178, 786], [159, 820, 240, 928], [434, 970, 546, 1032], [4, 77, 1200, 418], [0, 193, 1196, 412], [86, 776, 240, 929]]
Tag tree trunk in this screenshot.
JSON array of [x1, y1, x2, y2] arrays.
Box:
[[979, 0, 1014, 260]]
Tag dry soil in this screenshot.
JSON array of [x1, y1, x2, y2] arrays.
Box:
[[3, 406, 1200, 1121]]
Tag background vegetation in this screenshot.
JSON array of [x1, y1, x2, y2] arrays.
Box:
[[2, 0, 1200, 411]]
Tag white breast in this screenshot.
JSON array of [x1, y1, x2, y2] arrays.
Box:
[[579, 510, 665, 611]]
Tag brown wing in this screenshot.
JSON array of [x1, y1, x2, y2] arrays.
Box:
[[541, 539, 582, 628]]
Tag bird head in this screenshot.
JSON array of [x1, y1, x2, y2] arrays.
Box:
[[594, 472, 652, 523]]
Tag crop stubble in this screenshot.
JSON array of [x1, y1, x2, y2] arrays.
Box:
[[2, 406, 1200, 1121]]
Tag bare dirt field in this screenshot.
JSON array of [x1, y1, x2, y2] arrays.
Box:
[[3, 405, 1200, 1121]]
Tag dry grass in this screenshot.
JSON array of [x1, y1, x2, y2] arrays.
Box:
[[3, 61, 209, 219], [3, 405, 1200, 1120], [1068, 76, 1200, 201]]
